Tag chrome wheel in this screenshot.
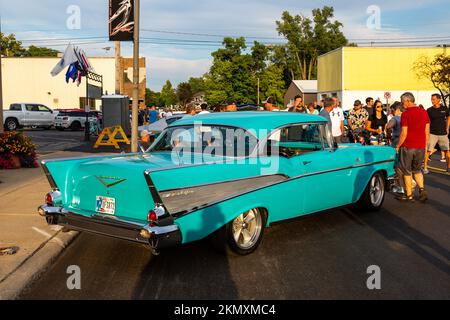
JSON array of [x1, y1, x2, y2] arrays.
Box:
[[370, 174, 385, 207], [231, 208, 262, 250], [6, 119, 18, 131]]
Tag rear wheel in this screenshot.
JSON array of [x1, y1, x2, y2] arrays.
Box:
[[357, 172, 386, 211], [211, 208, 267, 255], [70, 121, 81, 131], [5, 118, 19, 131]]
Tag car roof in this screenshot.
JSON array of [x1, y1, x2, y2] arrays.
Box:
[[169, 111, 327, 139]]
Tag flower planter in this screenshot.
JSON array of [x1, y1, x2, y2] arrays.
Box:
[[10, 154, 22, 169]]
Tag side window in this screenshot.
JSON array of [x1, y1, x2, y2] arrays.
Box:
[[26, 104, 39, 112], [10, 104, 21, 111], [38, 105, 51, 112], [265, 124, 327, 157]]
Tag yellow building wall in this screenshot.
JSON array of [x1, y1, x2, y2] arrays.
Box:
[[2, 57, 116, 110], [343, 47, 446, 91], [317, 48, 342, 92]]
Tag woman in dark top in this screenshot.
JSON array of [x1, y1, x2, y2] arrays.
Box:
[[365, 100, 387, 145]]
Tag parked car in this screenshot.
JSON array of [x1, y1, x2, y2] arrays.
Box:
[[3, 103, 57, 131], [138, 114, 191, 137], [237, 103, 259, 111], [38, 112, 396, 255], [54, 110, 100, 131]]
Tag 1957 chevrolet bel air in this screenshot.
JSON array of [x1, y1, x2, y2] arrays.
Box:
[[38, 112, 396, 255]]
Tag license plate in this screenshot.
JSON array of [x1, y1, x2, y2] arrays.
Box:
[[95, 196, 116, 215]]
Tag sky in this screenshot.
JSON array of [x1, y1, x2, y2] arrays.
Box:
[[1, 0, 450, 91]]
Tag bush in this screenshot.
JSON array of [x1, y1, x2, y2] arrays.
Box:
[[0, 131, 38, 169]]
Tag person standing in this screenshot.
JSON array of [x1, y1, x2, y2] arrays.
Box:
[[148, 105, 158, 124], [396, 92, 430, 202], [348, 100, 369, 143], [306, 103, 319, 115], [263, 97, 279, 111], [386, 102, 406, 194], [198, 103, 210, 115], [364, 97, 375, 118], [288, 95, 304, 112], [226, 101, 237, 112], [365, 100, 387, 145], [329, 98, 345, 143], [319, 97, 334, 128], [423, 94, 450, 174]]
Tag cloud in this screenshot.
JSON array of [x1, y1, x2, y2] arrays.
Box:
[[2, 0, 449, 90], [147, 57, 212, 91]]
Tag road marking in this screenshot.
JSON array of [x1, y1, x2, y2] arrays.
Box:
[[32, 227, 65, 247], [428, 166, 449, 174]]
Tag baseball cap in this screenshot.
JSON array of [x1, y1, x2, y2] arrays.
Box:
[[263, 97, 276, 104]]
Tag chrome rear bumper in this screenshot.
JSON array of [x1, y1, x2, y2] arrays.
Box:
[[38, 205, 182, 250]]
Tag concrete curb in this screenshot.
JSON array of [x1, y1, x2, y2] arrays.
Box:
[[0, 229, 79, 300]]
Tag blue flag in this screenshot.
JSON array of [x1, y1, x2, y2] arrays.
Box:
[[65, 63, 78, 83]]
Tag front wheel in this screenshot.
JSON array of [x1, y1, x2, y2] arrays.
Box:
[[211, 208, 267, 255], [357, 172, 386, 211], [5, 118, 19, 131]]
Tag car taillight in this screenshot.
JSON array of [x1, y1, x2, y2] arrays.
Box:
[[45, 193, 53, 206], [148, 210, 157, 223]]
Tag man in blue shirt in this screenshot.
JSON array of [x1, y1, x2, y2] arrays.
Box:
[[148, 105, 158, 124]]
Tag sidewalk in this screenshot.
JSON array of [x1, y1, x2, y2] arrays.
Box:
[[0, 151, 107, 299]]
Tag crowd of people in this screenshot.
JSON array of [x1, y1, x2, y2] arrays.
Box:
[[140, 91, 448, 201]]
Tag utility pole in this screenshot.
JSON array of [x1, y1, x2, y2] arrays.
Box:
[[257, 77, 260, 105], [115, 41, 121, 94], [131, 0, 140, 153], [0, 17, 4, 133]]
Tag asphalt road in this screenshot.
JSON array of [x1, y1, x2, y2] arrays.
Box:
[[18, 170, 450, 300], [24, 128, 128, 154]]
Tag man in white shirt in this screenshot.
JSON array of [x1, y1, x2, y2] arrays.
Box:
[[198, 103, 210, 115], [329, 97, 345, 143]]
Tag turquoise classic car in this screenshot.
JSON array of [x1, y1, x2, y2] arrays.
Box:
[[38, 112, 396, 255]]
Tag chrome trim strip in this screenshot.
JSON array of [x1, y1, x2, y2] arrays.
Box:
[[171, 159, 395, 218], [41, 162, 58, 189], [158, 173, 290, 194]]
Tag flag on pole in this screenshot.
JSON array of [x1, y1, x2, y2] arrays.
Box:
[[50, 44, 78, 76]]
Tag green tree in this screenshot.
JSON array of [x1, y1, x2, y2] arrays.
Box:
[[414, 53, 450, 107], [275, 6, 349, 81], [188, 76, 206, 94], [260, 64, 286, 106], [205, 38, 268, 105], [160, 80, 177, 107], [0, 32, 25, 56], [24, 45, 59, 57], [145, 88, 163, 107], [176, 82, 193, 106]]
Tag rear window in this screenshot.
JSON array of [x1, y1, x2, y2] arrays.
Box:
[[58, 112, 69, 117], [10, 104, 21, 111]]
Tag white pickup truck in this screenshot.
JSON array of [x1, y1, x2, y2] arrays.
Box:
[[3, 103, 57, 131]]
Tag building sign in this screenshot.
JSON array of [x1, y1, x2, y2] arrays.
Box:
[[88, 84, 103, 99], [384, 92, 391, 100], [109, 0, 134, 41]]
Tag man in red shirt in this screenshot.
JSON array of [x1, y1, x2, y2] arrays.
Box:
[[396, 92, 430, 202]]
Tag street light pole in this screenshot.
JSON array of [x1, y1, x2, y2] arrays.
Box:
[[131, 0, 140, 153]]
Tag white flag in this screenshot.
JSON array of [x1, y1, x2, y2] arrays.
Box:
[[50, 44, 78, 76]]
